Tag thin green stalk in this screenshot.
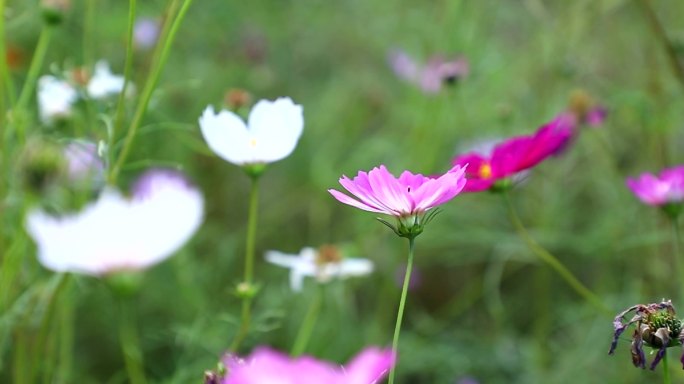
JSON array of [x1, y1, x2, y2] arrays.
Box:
[[112, 0, 137, 140], [0, 0, 17, 109], [662, 351, 671, 384], [230, 176, 261, 352], [672, 219, 683, 302], [291, 288, 323, 356], [109, 0, 194, 183], [56, 291, 74, 383], [388, 237, 415, 384], [118, 297, 148, 384], [31, 274, 71, 382], [636, 0, 684, 92], [82, 0, 95, 66], [15, 26, 53, 116], [503, 192, 612, 317]]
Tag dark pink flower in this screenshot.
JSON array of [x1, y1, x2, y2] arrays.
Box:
[[222, 347, 395, 384], [626, 166, 684, 206], [452, 115, 574, 192]]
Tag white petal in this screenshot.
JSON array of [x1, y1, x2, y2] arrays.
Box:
[[87, 61, 125, 99], [199, 106, 255, 165], [339, 258, 374, 277], [25, 172, 204, 275], [248, 97, 304, 163], [37, 75, 78, 123]]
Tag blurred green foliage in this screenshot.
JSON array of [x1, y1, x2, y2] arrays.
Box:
[[2, 0, 684, 383]]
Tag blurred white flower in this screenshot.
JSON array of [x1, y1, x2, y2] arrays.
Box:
[[26, 169, 204, 276], [265, 246, 373, 292], [87, 60, 126, 99], [199, 97, 304, 166], [37, 75, 78, 123]]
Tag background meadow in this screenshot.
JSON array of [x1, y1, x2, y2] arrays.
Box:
[[2, 0, 684, 383]]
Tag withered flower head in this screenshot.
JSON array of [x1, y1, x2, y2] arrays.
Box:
[[609, 300, 684, 370]]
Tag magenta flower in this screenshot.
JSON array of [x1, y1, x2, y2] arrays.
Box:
[[452, 114, 574, 192], [626, 166, 684, 210], [329, 164, 466, 238], [220, 347, 395, 384]]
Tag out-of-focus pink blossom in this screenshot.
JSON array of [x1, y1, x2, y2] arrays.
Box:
[[388, 49, 468, 94], [134, 18, 160, 49], [452, 115, 574, 192], [63, 141, 104, 182], [222, 346, 395, 384], [626, 166, 684, 206]]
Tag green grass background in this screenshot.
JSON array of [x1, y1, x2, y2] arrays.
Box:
[[3, 0, 684, 382]]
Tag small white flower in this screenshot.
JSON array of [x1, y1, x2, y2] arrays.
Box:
[[25, 169, 204, 276], [87, 60, 126, 99], [199, 97, 304, 166], [37, 75, 78, 124], [265, 246, 373, 292]]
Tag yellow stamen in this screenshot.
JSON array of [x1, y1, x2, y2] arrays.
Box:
[[479, 163, 492, 179], [249, 138, 257, 147]]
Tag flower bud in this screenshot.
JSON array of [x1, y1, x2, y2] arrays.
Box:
[[41, 0, 71, 25]]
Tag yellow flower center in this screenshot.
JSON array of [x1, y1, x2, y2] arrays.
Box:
[[249, 138, 257, 147], [478, 163, 492, 179]]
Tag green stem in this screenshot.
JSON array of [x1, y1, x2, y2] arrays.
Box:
[[16, 26, 53, 114], [108, 0, 194, 183], [636, 0, 684, 93], [503, 192, 611, 317], [31, 273, 71, 382], [229, 176, 261, 351], [118, 297, 148, 384], [291, 288, 323, 356], [388, 237, 415, 384], [662, 351, 671, 384], [672, 219, 683, 302], [82, 0, 95, 66], [56, 290, 74, 383], [112, 0, 137, 140]]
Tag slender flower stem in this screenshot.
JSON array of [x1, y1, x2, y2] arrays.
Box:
[[82, 0, 95, 66], [0, 0, 16, 113], [672, 219, 683, 301], [662, 351, 671, 384], [503, 192, 612, 317], [291, 287, 323, 356], [31, 273, 71, 382], [118, 297, 148, 384], [388, 237, 415, 384], [15, 26, 53, 143], [230, 176, 261, 351], [636, 0, 684, 92], [112, 0, 137, 140], [109, 0, 194, 183]]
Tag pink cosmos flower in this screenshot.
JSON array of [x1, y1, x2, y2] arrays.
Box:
[[329, 164, 466, 238], [220, 346, 395, 384], [452, 114, 574, 192], [626, 166, 684, 206], [329, 165, 466, 217]]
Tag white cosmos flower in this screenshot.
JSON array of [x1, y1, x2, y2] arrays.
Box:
[[265, 247, 373, 292], [199, 97, 304, 166], [26, 169, 204, 276], [37, 75, 78, 124], [87, 60, 126, 99]]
